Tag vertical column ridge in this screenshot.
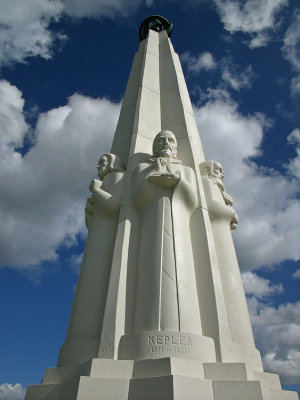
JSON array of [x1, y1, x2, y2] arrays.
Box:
[[111, 30, 161, 169]]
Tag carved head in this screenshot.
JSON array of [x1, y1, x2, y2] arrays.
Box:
[[97, 153, 125, 180], [153, 130, 177, 159], [200, 160, 224, 189]]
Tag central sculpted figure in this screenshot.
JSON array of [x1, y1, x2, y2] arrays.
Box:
[[132, 130, 202, 335]]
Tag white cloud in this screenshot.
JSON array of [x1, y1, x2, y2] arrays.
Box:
[[0, 80, 28, 150], [221, 64, 254, 91], [181, 52, 254, 92], [248, 32, 270, 49], [282, 11, 300, 95], [0, 80, 119, 268], [62, 0, 151, 18], [181, 51, 216, 73], [287, 129, 300, 179], [263, 350, 300, 385], [194, 97, 300, 270], [214, 0, 288, 47], [283, 11, 300, 72], [290, 75, 300, 96], [242, 272, 283, 298], [248, 298, 300, 384], [0, 0, 65, 67], [0, 0, 154, 67], [69, 252, 84, 274], [292, 269, 300, 279], [0, 383, 26, 400], [214, 0, 288, 33]]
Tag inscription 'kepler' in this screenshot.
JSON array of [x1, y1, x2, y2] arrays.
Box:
[[148, 335, 192, 346]]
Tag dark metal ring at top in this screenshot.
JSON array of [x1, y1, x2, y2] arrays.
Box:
[[139, 15, 173, 42]]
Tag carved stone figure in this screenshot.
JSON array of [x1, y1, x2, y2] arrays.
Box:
[[132, 130, 202, 335], [200, 160, 260, 366], [85, 154, 125, 229], [57, 153, 125, 367], [200, 160, 238, 230]]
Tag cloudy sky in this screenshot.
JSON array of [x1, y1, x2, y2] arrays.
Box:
[[0, 0, 299, 398]]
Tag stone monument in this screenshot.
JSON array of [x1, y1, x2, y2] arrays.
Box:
[[25, 16, 299, 400]]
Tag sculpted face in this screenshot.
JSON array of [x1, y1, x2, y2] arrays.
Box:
[[97, 155, 110, 179], [153, 130, 177, 158], [211, 162, 224, 181], [209, 161, 224, 189], [200, 160, 225, 190]]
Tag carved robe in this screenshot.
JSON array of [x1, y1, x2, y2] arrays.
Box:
[[58, 170, 125, 366], [132, 159, 202, 335], [202, 174, 257, 348]]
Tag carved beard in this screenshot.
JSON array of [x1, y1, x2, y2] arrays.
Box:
[[160, 148, 173, 158], [156, 144, 176, 158], [98, 166, 110, 180], [216, 180, 225, 191], [210, 174, 224, 191]]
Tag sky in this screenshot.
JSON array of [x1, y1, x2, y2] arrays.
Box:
[[0, 0, 299, 398]]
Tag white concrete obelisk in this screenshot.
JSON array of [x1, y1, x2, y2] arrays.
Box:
[[26, 16, 298, 400]]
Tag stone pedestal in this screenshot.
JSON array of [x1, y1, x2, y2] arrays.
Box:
[[26, 358, 298, 400]]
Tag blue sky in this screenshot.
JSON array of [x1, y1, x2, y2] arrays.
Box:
[[0, 0, 299, 398]]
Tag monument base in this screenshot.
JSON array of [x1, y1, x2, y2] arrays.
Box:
[[25, 357, 298, 400]]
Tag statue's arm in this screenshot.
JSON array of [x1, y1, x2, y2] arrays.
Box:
[[208, 198, 238, 230], [174, 168, 198, 209], [92, 185, 122, 215], [85, 195, 94, 229], [203, 178, 236, 223], [132, 164, 151, 202], [147, 159, 180, 188]]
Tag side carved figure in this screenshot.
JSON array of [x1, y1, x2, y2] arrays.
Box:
[[200, 160, 238, 230], [85, 153, 125, 228], [57, 153, 125, 367], [200, 160, 259, 365]]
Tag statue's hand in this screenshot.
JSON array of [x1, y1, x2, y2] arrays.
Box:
[[89, 179, 102, 193], [86, 195, 95, 205], [152, 157, 167, 174], [148, 172, 180, 188], [230, 211, 239, 230]]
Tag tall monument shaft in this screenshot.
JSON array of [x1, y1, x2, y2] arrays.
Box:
[[26, 18, 298, 400]]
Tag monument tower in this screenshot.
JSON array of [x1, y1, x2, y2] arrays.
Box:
[[26, 16, 298, 400]]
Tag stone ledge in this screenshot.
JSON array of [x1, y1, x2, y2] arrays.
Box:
[[26, 357, 299, 400]]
